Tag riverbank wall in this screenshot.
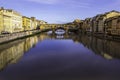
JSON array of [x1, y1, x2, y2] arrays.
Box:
[[0, 29, 48, 44]]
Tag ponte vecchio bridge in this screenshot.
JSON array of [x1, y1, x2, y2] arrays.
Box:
[[40, 23, 79, 32]]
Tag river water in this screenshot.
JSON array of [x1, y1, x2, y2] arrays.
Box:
[[0, 31, 120, 80]]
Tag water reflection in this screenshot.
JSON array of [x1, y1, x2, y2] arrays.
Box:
[[0, 33, 120, 71], [47, 29, 65, 35], [43, 32, 120, 60], [77, 35, 120, 60], [55, 29, 65, 35], [0, 32, 120, 80], [0, 36, 38, 71]]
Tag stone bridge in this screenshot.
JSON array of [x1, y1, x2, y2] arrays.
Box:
[[40, 24, 79, 32]]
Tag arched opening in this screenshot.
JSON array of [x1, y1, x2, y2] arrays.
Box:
[[55, 27, 66, 35]]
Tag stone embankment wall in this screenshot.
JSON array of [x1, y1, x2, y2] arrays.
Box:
[[0, 30, 41, 44]]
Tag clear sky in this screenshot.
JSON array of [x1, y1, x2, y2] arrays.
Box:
[[0, 0, 120, 23]]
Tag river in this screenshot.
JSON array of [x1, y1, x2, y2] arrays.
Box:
[[0, 31, 120, 80]]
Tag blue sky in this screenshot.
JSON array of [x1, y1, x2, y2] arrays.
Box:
[[0, 0, 120, 23]]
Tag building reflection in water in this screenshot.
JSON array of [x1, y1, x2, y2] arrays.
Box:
[[0, 32, 120, 71], [72, 34, 120, 60], [0, 36, 38, 71], [45, 32, 120, 60]]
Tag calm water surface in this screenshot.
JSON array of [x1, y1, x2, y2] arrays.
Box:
[[0, 31, 120, 80]]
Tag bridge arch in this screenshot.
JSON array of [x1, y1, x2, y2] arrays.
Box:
[[55, 27, 66, 31], [40, 24, 78, 33]]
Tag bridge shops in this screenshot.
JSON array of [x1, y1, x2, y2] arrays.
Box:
[[39, 24, 78, 32]]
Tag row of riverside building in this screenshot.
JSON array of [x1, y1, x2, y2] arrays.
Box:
[[0, 7, 47, 34], [74, 10, 120, 36]]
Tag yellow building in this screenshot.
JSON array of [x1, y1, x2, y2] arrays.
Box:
[[36, 20, 41, 29], [0, 7, 11, 34], [22, 16, 31, 31], [0, 12, 3, 33], [40, 24, 46, 30], [36, 19, 47, 30], [39, 20, 47, 24], [0, 7, 22, 34], [10, 10, 23, 32], [31, 17, 37, 30]]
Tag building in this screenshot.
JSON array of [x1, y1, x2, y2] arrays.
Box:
[[91, 14, 103, 33], [82, 18, 91, 32], [73, 19, 81, 23], [90, 10, 120, 34], [97, 10, 120, 34], [36, 19, 47, 30], [36, 20, 46, 29], [78, 20, 84, 32], [0, 7, 22, 34], [39, 20, 47, 24], [0, 7, 12, 34], [10, 9, 23, 33], [73, 19, 81, 27], [105, 16, 120, 35], [31, 17, 37, 30], [36, 20, 40, 29], [22, 16, 31, 31], [0, 12, 2, 33]]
